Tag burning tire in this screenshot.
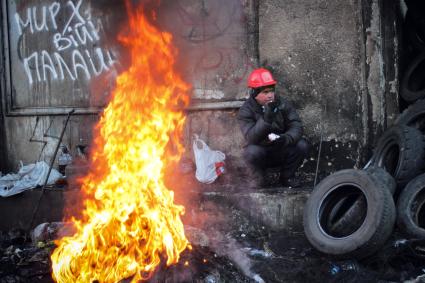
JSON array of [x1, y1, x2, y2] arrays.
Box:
[[303, 169, 396, 259], [397, 173, 425, 238], [371, 125, 425, 189], [400, 52, 425, 102], [396, 99, 425, 133], [326, 167, 396, 237]]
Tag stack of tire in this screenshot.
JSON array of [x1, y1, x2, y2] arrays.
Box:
[[302, 0, 425, 260], [302, 108, 425, 259], [396, 0, 425, 243]]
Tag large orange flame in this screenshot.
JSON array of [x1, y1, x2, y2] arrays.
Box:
[[51, 3, 190, 282]]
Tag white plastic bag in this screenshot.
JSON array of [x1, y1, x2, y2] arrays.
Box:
[[0, 161, 62, 197], [193, 135, 226, 184]]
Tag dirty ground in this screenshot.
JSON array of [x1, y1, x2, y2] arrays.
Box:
[[0, 164, 423, 282], [1, 226, 425, 282], [2, 170, 425, 283]]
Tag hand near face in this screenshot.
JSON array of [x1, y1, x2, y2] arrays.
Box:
[[264, 102, 278, 123]]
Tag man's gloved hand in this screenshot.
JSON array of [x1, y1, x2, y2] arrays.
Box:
[[263, 101, 279, 123], [274, 134, 292, 147]]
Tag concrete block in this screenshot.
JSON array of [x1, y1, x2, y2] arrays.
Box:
[[203, 187, 311, 233]]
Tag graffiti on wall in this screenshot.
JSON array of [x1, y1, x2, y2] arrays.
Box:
[[160, 0, 254, 100], [14, 0, 115, 85]]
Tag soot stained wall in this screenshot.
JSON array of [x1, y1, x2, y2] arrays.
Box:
[[0, 0, 400, 179]]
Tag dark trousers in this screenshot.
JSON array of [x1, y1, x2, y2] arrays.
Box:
[[243, 138, 310, 179]]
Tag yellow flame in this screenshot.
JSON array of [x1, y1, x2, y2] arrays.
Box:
[[51, 3, 190, 282]]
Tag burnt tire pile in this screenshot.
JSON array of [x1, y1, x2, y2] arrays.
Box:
[[303, 101, 425, 259]]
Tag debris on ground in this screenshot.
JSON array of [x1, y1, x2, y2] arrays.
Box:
[[1, 224, 425, 282]]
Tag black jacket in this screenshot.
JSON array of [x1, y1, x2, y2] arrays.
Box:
[[237, 95, 303, 146]]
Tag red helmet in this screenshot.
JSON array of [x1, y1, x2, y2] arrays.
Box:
[[247, 68, 277, 88]]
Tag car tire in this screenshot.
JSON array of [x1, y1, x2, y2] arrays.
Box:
[[400, 52, 425, 103], [365, 166, 397, 195], [303, 169, 396, 259], [397, 173, 425, 238], [371, 125, 425, 189], [327, 167, 395, 238], [396, 99, 425, 133]]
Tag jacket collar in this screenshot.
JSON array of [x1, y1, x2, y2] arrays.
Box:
[[246, 96, 263, 113]]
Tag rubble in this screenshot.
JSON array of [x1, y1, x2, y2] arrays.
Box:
[[1, 221, 425, 282], [0, 231, 54, 282], [30, 222, 74, 245]]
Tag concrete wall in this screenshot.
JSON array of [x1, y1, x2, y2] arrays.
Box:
[[0, 0, 400, 180], [179, 0, 400, 177], [157, 0, 257, 102], [257, 0, 400, 173], [260, 0, 363, 142]]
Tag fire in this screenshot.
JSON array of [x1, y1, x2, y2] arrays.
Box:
[[51, 2, 190, 283]]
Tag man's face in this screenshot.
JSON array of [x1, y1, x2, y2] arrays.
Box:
[[255, 87, 275, 106]]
